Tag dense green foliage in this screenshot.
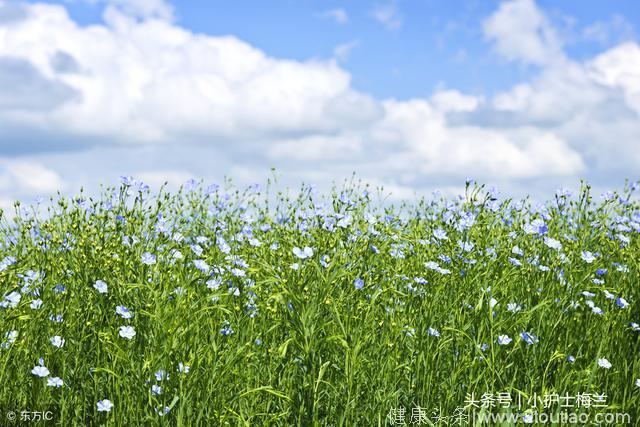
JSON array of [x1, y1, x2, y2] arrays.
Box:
[[0, 178, 638, 425]]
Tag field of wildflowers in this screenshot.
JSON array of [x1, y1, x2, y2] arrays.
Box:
[[0, 177, 638, 425]]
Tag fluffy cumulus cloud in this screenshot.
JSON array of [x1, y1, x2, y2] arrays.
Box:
[[0, 1, 381, 145], [0, 0, 638, 202], [482, 0, 564, 66], [588, 43, 640, 113], [0, 159, 65, 212]]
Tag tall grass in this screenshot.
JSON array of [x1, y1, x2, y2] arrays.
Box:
[[0, 178, 638, 425]]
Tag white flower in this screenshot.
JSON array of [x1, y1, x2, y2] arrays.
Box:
[[32, 365, 50, 377], [154, 369, 168, 381], [1, 291, 21, 308], [93, 280, 108, 294], [50, 336, 65, 348], [337, 214, 352, 228], [193, 260, 210, 273], [616, 297, 629, 309], [497, 335, 512, 345], [598, 358, 612, 369], [433, 228, 448, 240], [581, 251, 596, 263], [97, 399, 113, 412], [30, 299, 43, 309], [292, 246, 314, 259], [116, 305, 133, 319], [50, 314, 64, 323], [457, 240, 474, 252], [141, 252, 156, 265], [230, 268, 245, 277], [119, 326, 136, 340], [2, 330, 18, 348], [520, 332, 539, 345], [424, 261, 451, 275], [47, 377, 64, 387], [544, 237, 562, 250], [206, 278, 222, 290], [427, 327, 440, 337], [507, 302, 522, 313]]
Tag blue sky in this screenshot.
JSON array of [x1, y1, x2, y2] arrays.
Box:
[[0, 0, 639, 208], [43, 0, 638, 99]]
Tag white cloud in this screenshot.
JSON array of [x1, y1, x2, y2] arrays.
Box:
[[372, 3, 402, 31], [373, 99, 585, 178], [265, 93, 585, 180], [0, 0, 637, 204], [582, 14, 635, 46], [0, 3, 383, 144], [268, 134, 363, 162], [0, 159, 66, 194], [587, 42, 640, 113], [0, 197, 13, 213], [490, 61, 607, 122], [458, 42, 640, 175], [430, 90, 481, 113], [319, 8, 348, 25], [483, 0, 564, 66], [83, 0, 174, 21], [333, 40, 360, 62]]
